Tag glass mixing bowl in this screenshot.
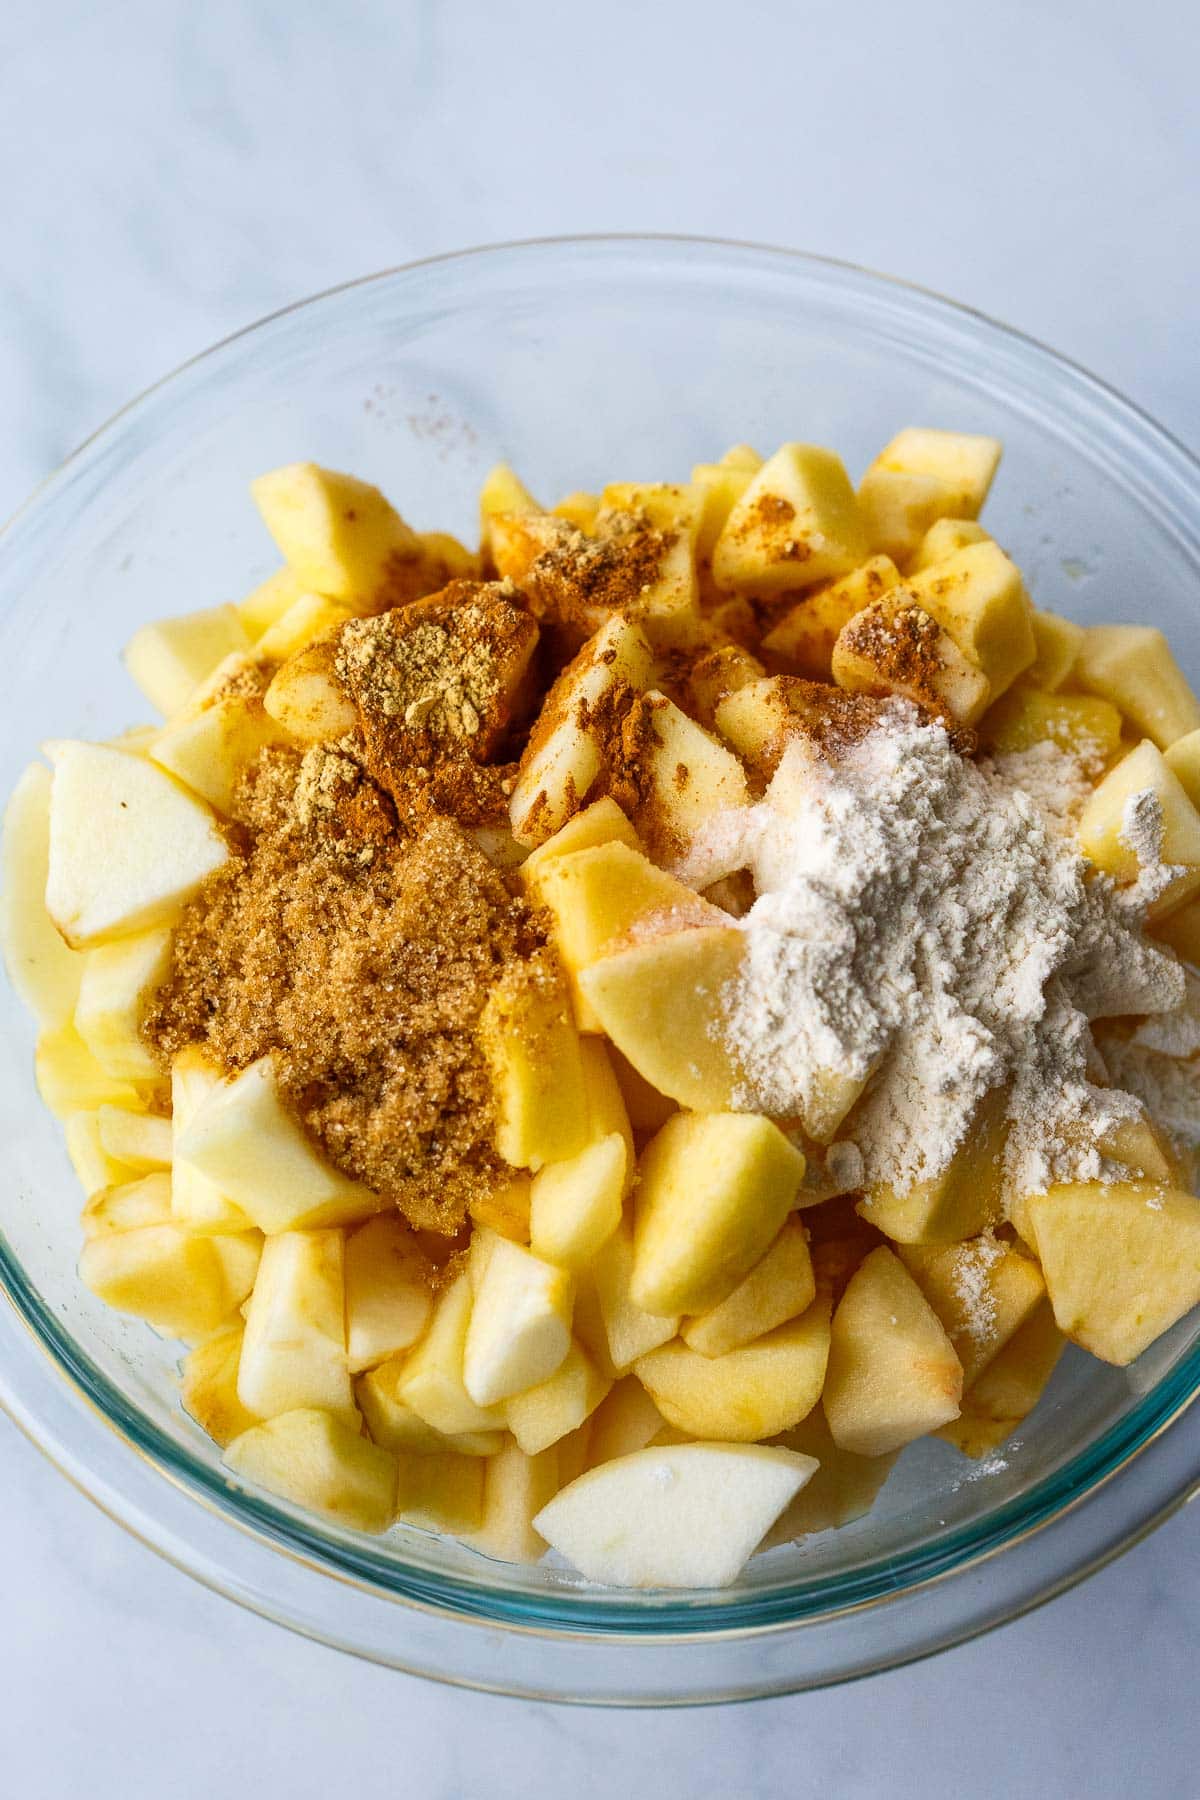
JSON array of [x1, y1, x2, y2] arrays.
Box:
[[3, 238, 1200, 1705]]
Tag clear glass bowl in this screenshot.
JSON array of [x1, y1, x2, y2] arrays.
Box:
[[3, 237, 1200, 1704]]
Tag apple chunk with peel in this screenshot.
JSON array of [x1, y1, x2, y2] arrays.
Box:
[[1, 763, 82, 1029], [224, 1408, 397, 1534], [635, 1296, 830, 1440], [534, 1443, 817, 1588], [1024, 1180, 1200, 1366], [251, 462, 420, 602], [578, 925, 747, 1112], [343, 1216, 435, 1374], [462, 1235, 574, 1408], [74, 927, 174, 1083], [632, 1111, 806, 1317], [176, 1053, 381, 1233], [823, 1246, 963, 1455], [238, 1229, 355, 1421], [44, 742, 229, 948], [80, 1221, 261, 1341]]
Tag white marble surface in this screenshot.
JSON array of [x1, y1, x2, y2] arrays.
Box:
[[2, 0, 1200, 1791]]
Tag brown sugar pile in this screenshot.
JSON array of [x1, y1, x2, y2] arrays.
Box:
[[144, 745, 546, 1234]]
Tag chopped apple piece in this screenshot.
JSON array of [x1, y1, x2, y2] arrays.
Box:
[[632, 1111, 805, 1316], [80, 1220, 261, 1340], [823, 1246, 963, 1455], [902, 542, 1035, 700], [534, 1442, 816, 1588], [462, 1235, 574, 1407], [170, 1047, 252, 1233], [530, 1133, 627, 1270], [81, 1170, 173, 1238], [1026, 609, 1085, 690], [763, 1405, 898, 1544], [681, 1217, 815, 1357], [608, 1044, 677, 1137], [355, 1356, 502, 1457], [251, 462, 420, 603], [831, 599, 990, 726], [509, 616, 655, 846], [1, 763, 82, 1028], [471, 1440, 560, 1564], [176, 1053, 380, 1233], [857, 429, 1001, 566], [479, 462, 542, 560], [858, 1084, 1008, 1244], [237, 567, 305, 640], [36, 1024, 145, 1118], [398, 1274, 506, 1437], [896, 1236, 1045, 1386], [96, 1104, 172, 1171], [686, 644, 767, 726], [238, 1229, 354, 1420], [937, 1300, 1065, 1457], [591, 1212, 679, 1372], [65, 1111, 134, 1197], [578, 925, 746, 1112], [712, 444, 868, 597], [691, 458, 757, 561], [150, 674, 289, 813], [468, 1173, 532, 1245], [635, 1296, 830, 1440], [74, 927, 173, 1082], [1077, 739, 1200, 918], [519, 797, 641, 895], [584, 1375, 668, 1468], [626, 691, 750, 860], [591, 482, 702, 648], [255, 591, 357, 661], [181, 1323, 260, 1448], [551, 491, 600, 532], [397, 1451, 484, 1535], [1074, 625, 1200, 749], [505, 1339, 611, 1455], [44, 742, 229, 948], [761, 555, 901, 680], [1024, 1179, 1200, 1365], [909, 518, 990, 573], [124, 604, 252, 717], [1164, 727, 1200, 814], [225, 1407, 397, 1533], [477, 958, 589, 1168], [979, 688, 1122, 763], [344, 1216, 435, 1374]]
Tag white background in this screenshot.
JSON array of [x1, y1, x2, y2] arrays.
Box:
[[2, 1, 1199, 1793]]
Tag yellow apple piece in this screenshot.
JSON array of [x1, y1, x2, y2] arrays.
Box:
[[635, 1296, 830, 1441], [65, 1111, 134, 1197], [175, 1053, 380, 1233], [1074, 624, 1200, 749], [343, 1216, 435, 1375], [551, 490, 599, 532], [80, 1219, 261, 1340], [577, 924, 746, 1112], [595, 482, 703, 648], [470, 1440, 560, 1565], [255, 591, 357, 661], [712, 443, 868, 597], [468, 1172, 532, 1245], [477, 958, 589, 1169], [505, 1340, 611, 1456], [823, 1246, 963, 1455], [479, 462, 542, 560], [36, 1023, 146, 1118], [583, 1375, 668, 1468], [686, 643, 767, 726], [519, 796, 641, 894], [902, 541, 1035, 700], [74, 927, 173, 1083], [760, 555, 901, 680], [151, 672, 289, 814], [979, 688, 1122, 763], [832, 599, 990, 726], [462, 1235, 574, 1408], [170, 1046, 253, 1233], [1024, 1179, 1200, 1365], [681, 1216, 815, 1357], [858, 1085, 1008, 1244], [909, 518, 990, 573], [397, 1451, 484, 1535], [124, 604, 252, 716], [591, 1213, 679, 1372], [534, 1442, 817, 1589], [626, 691, 750, 859], [1163, 727, 1200, 814], [225, 1407, 397, 1533], [530, 1132, 627, 1270], [1077, 739, 1200, 918], [632, 1111, 806, 1316], [44, 742, 229, 948], [0, 763, 82, 1028], [355, 1356, 502, 1457], [857, 428, 1001, 566], [1025, 609, 1085, 690], [180, 1322, 260, 1448], [251, 462, 420, 603], [397, 1273, 506, 1437], [96, 1104, 172, 1172], [237, 567, 306, 640], [763, 1404, 898, 1545], [937, 1300, 1065, 1458], [896, 1236, 1045, 1387], [261, 640, 359, 744], [1151, 894, 1200, 965], [608, 1044, 677, 1137], [238, 1228, 354, 1421], [690, 457, 757, 561], [80, 1170, 173, 1238]]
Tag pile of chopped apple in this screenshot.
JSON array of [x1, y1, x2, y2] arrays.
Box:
[[6, 433, 1200, 1591]]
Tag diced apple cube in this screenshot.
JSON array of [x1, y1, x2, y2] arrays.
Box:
[[551, 491, 600, 532], [530, 1133, 627, 1269], [74, 927, 173, 1082], [65, 1111, 134, 1197], [343, 1216, 435, 1374], [397, 1451, 484, 1535], [251, 462, 420, 603], [635, 1295, 830, 1440], [823, 1246, 963, 1455], [909, 518, 991, 573], [151, 671, 289, 814], [80, 1220, 261, 1340], [632, 1112, 805, 1316], [477, 958, 589, 1169], [1077, 739, 1200, 917], [238, 1229, 354, 1420], [858, 1085, 1008, 1244], [625, 691, 750, 862], [686, 644, 767, 726], [691, 458, 757, 561], [505, 1340, 611, 1455], [255, 592, 357, 661], [181, 1323, 260, 1448], [96, 1104, 172, 1171], [237, 567, 306, 640], [225, 1407, 397, 1533], [1, 763, 82, 1029], [44, 742, 229, 948], [462, 1235, 574, 1408], [762, 1404, 898, 1544], [937, 1300, 1065, 1458], [858, 429, 1001, 567], [591, 1213, 679, 1372], [169, 1047, 251, 1233], [831, 600, 990, 726], [36, 1024, 146, 1118], [479, 462, 542, 561], [81, 1170, 173, 1238], [1025, 609, 1085, 691], [1164, 728, 1200, 814], [1024, 1179, 1200, 1365], [398, 1274, 506, 1437], [470, 1440, 559, 1564], [259, 640, 357, 745], [902, 542, 1035, 700], [760, 555, 901, 680], [519, 797, 641, 894], [681, 1216, 815, 1357], [712, 444, 868, 597], [176, 1053, 380, 1233], [896, 1236, 1045, 1387], [1074, 625, 1200, 749], [979, 688, 1122, 764], [583, 1375, 668, 1468], [468, 1173, 532, 1245], [355, 1355, 502, 1457], [535, 1441, 816, 1588], [124, 604, 252, 717]]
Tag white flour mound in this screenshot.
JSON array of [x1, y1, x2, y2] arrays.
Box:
[[691, 703, 1185, 1200]]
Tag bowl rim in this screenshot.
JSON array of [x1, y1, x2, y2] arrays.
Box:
[[3, 232, 1200, 1656]]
